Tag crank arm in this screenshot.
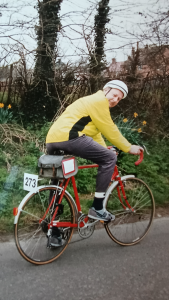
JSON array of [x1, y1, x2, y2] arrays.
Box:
[[82, 219, 99, 228]]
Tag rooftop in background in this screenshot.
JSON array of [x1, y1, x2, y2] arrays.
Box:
[[106, 44, 169, 78]]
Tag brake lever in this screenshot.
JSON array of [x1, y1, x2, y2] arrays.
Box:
[[142, 144, 150, 155]]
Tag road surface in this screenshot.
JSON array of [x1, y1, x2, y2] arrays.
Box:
[[0, 217, 169, 300]]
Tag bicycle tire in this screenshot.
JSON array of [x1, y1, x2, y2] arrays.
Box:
[[14, 186, 75, 265], [104, 177, 155, 246]]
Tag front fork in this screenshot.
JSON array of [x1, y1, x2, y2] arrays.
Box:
[[116, 177, 135, 212]]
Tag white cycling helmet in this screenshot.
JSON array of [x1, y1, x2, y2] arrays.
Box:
[[103, 80, 128, 99]]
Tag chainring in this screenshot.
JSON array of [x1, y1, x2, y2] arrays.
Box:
[[78, 214, 95, 239]]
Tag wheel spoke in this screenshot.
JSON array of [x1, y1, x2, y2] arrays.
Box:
[[105, 178, 154, 245], [15, 187, 75, 264]]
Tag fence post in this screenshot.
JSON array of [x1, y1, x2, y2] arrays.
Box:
[[7, 64, 13, 105]]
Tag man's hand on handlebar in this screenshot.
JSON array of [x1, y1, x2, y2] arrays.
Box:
[[129, 145, 144, 155]]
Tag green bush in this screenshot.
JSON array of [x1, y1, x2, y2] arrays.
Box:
[[0, 120, 169, 233], [113, 113, 146, 145], [71, 157, 97, 194], [118, 140, 169, 205]]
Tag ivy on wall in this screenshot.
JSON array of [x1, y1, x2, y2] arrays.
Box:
[[90, 0, 110, 93], [22, 0, 62, 125]]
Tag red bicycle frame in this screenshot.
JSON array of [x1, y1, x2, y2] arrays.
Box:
[[39, 149, 143, 229]]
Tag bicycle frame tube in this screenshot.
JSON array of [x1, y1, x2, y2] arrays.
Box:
[[110, 166, 134, 211], [116, 178, 134, 211], [71, 176, 81, 212], [51, 178, 70, 222], [45, 163, 133, 229], [111, 165, 119, 180], [39, 182, 64, 224], [14, 150, 143, 229]]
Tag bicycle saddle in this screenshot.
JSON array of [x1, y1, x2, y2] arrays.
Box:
[[48, 150, 72, 156]]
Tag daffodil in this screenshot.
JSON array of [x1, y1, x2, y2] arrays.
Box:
[[123, 118, 128, 123], [134, 112, 138, 118], [142, 121, 146, 125], [8, 104, 12, 109], [0, 103, 4, 108], [138, 128, 142, 133]]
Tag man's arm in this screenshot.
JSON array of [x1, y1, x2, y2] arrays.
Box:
[[89, 100, 131, 153]]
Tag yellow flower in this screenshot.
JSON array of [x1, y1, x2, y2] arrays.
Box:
[[142, 121, 147, 125], [8, 104, 12, 109], [123, 118, 128, 123], [134, 112, 138, 118], [138, 128, 142, 133], [0, 103, 4, 108]]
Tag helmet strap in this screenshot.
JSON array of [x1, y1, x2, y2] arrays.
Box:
[[105, 88, 112, 97]]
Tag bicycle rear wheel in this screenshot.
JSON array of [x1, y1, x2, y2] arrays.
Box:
[[104, 178, 155, 246], [14, 187, 75, 265]]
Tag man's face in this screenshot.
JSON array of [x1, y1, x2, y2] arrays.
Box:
[[104, 88, 124, 108]]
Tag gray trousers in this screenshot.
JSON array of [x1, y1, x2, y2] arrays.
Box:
[[46, 135, 117, 193]]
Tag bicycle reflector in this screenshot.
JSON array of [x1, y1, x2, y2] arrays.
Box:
[[62, 157, 75, 176], [13, 207, 18, 216]]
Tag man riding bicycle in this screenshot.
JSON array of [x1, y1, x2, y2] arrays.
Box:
[[46, 80, 143, 246]]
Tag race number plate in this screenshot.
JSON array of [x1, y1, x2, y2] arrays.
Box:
[[23, 173, 38, 192]]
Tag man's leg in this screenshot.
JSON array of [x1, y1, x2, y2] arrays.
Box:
[[47, 135, 117, 221]]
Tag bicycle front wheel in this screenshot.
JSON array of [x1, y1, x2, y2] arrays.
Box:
[[14, 187, 75, 265], [104, 178, 155, 246]]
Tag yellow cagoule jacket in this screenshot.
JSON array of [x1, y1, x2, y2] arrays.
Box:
[[46, 90, 131, 153]]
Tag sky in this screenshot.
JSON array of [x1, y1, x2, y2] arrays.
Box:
[[0, 0, 168, 67]]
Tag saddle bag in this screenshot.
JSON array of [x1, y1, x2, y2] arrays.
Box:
[[38, 154, 78, 179]]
